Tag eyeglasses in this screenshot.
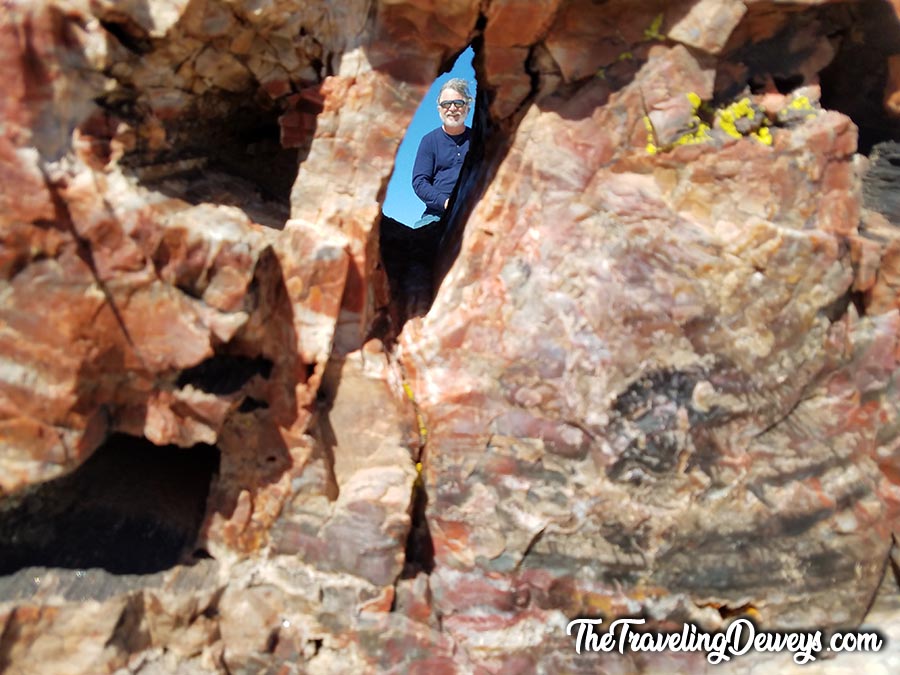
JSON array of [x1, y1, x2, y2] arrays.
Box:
[[439, 99, 468, 110]]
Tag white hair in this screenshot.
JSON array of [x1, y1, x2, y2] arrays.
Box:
[[438, 78, 472, 103]]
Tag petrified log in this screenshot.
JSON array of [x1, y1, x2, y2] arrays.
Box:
[[2, 0, 900, 673]]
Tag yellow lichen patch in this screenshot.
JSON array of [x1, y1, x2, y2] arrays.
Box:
[[716, 97, 757, 140], [673, 122, 712, 146], [643, 115, 658, 154], [643, 106, 713, 154], [402, 381, 429, 445], [753, 126, 773, 146], [777, 94, 820, 124], [674, 93, 713, 146], [789, 95, 813, 111], [415, 414, 427, 443], [644, 13, 665, 41], [644, 92, 776, 155], [643, 94, 713, 154]]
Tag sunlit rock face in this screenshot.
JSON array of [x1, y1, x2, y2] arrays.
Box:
[[2, 0, 900, 672]]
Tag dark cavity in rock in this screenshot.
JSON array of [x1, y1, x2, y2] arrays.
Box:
[[0, 434, 219, 575]]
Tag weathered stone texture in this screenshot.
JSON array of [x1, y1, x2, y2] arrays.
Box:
[[399, 0, 900, 667], [2, 0, 900, 672]]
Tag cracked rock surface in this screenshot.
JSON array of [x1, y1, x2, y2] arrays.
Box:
[[2, 0, 900, 672]]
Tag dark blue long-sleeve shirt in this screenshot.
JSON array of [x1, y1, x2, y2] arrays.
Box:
[[411, 127, 470, 216]]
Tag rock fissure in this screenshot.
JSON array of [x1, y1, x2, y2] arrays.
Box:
[[40, 170, 144, 366], [98, 18, 154, 56], [3, 0, 900, 671]]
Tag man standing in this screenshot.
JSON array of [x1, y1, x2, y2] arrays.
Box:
[[411, 78, 472, 228]]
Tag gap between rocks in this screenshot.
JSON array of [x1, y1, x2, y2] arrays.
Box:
[[383, 26, 548, 589]]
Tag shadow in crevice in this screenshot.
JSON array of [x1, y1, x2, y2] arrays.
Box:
[[819, 0, 900, 154], [195, 245, 305, 552], [379, 214, 446, 328], [0, 434, 219, 576], [93, 56, 322, 230], [176, 354, 273, 396], [308, 357, 344, 503], [120, 97, 303, 230], [401, 475, 434, 579]]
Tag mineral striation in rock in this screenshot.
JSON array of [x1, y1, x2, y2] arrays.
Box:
[[2, 0, 900, 673]]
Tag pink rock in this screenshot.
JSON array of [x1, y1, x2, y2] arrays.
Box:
[[2, 0, 900, 672], [399, 36, 900, 664], [668, 0, 747, 54], [484, 0, 561, 48], [289, 67, 433, 354], [482, 44, 533, 120], [268, 346, 418, 586]]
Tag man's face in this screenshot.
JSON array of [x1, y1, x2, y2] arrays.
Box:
[[438, 89, 468, 128]]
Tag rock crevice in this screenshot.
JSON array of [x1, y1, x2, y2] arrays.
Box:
[[2, 0, 900, 672]]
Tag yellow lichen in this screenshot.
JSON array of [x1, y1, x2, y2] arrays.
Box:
[[717, 114, 740, 138], [671, 93, 713, 146], [753, 126, 773, 146], [402, 381, 428, 445], [643, 99, 713, 154], [644, 13, 665, 41], [645, 93, 777, 154], [716, 97, 756, 140], [776, 95, 819, 124], [673, 122, 712, 146], [789, 95, 813, 111], [617, 51, 634, 62], [643, 115, 658, 154]]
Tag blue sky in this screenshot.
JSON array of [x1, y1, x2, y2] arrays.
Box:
[[382, 46, 476, 228]]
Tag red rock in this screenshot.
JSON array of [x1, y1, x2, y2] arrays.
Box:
[[267, 345, 418, 585], [850, 233, 884, 294], [484, 0, 561, 48], [3, 0, 900, 672], [869, 239, 900, 314], [399, 30, 900, 667], [482, 44, 533, 121], [0, 142, 54, 225], [543, 0, 660, 83], [668, 0, 747, 53], [394, 573, 437, 627]]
